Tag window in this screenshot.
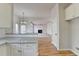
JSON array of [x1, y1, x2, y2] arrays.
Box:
[[15, 24, 19, 34], [14, 20, 34, 34], [20, 24, 27, 34]]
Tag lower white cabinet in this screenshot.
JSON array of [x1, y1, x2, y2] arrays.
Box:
[[7, 43, 37, 56], [0, 43, 21, 56], [0, 42, 37, 56], [7, 44, 21, 56], [21, 44, 37, 56], [0, 44, 7, 56]]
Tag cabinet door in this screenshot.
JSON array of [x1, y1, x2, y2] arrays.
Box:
[[7, 44, 21, 56], [0, 4, 12, 28], [0, 44, 7, 56], [65, 4, 75, 20], [21, 44, 38, 56], [7, 43, 38, 56], [74, 3, 79, 18]]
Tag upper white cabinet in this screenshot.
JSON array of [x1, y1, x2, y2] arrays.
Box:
[[74, 4, 79, 18], [65, 3, 79, 20], [0, 4, 12, 28], [65, 4, 75, 20]]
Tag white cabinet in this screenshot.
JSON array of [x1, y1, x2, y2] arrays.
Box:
[[74, 4, 79, 18], [65, 4, 75, 20], [0, 43, 20, 56], [65, 3, 79, 20], [0, 4, 12, 28], [21, 44, 37, 56], [7, 44, 21, 56], [7, 43, 37, 56], [0, 44, 7, 56]]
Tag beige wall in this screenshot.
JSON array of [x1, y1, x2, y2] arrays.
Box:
[[50, 4, 59, 49], [0, 4, 13, 38], [0, 29, 5, 38], [59, 4, 71, 49], [70, 18, 79, 55], [34, 24, 47, 34], [50, 4, 71, 50]]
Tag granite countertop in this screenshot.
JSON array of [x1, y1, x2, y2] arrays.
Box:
[[6, 33, 38, 35], [0, 37, 38, 45]]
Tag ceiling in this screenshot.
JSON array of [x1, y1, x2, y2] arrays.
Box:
[[14, 3, 55, 18], [13, 3, 69, 24]]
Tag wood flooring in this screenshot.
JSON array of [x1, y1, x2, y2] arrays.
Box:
[[38, 37, 76, 56]]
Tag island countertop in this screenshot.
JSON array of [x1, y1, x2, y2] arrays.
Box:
[[0, 37, 38, 45]]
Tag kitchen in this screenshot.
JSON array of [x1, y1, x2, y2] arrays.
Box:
[[0, 3, 51, 56]]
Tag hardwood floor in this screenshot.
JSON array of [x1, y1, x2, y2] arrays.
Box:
[[38, 37, 76, 56]]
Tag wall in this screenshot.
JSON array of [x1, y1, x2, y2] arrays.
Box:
[[49, 4, 59, 49], [34, 24, 47, 34], [13, 15, 47, 34], [59, 4, 71, 49], [13, 4, 49, 34], [13, 15, 19, 34], [52, 17, 59, 49], [0, 28, 13, 38], [49, 4, 71, 50], [70, 18, 79, 55], [0, 4, 12, 38], [0, 4, 12, 28], [25, 23, 33, 33], [14, 3, 52, 18], [0, 28, 6, 38], [47, 22, 53, 35]]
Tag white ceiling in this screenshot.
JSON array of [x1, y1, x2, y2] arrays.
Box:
[[14, 3, 55, 18], [13, 3, 56, 24], [13, 3, 69, 24]]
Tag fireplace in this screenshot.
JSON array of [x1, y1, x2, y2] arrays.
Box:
[[38, 30, 42, 33]]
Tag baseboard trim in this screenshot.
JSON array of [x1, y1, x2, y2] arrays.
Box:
[[51, 41, 59, 50], [59, 49, 71, 51], [58, 48, 79, 56], [71, 49, 78, 56]]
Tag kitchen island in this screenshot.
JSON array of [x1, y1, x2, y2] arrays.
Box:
[[0, 37, 38, 56]]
